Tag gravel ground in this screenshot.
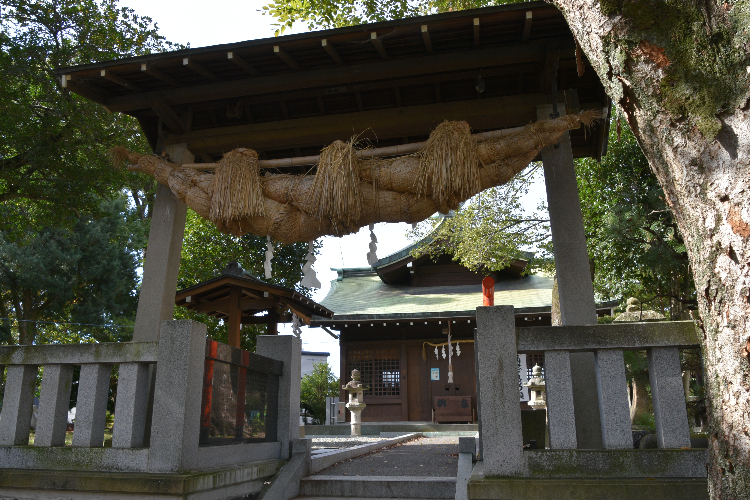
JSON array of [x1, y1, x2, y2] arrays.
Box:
[[311, 436, 388, 450], [314, 436, 459, 477]]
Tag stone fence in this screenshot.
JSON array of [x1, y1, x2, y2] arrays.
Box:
[[0, 320, 300, 474], [469, 306, 707, 499]]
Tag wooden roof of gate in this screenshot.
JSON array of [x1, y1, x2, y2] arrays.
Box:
[[54, 2, 610, 170]]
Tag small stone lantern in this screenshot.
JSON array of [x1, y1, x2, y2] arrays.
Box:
[[524, 364, 546, 410], [342, 369, 368, 436]]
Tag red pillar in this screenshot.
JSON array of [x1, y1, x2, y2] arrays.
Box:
[[482, 277, 495, 306]]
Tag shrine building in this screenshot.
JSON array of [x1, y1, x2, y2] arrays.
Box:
[[312, 234, 616, 423]]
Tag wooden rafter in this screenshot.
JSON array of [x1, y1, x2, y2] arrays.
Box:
[[274, 45, 299, 70], [321, 39, 344, 65], [141, 63, 177, 86], [421, 25, 433, 53], [227, 51, 259, 75], [100, 69, 140, 91], [183, 57, 218, 81]]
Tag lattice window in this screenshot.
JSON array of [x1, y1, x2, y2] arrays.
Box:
[[347, 348, 400, 396], [526, 352, 544, 379]]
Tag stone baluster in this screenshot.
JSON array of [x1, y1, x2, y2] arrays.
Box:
[[73, 363, 112, 447], [35, 364, 74, 447], [648, 347, 691, 448], [475, 305, 523, 476], [543, 350, 578, 449], [112, 362, 151, 448], [0, 365, 38, 446], [594, 349, 632, 449]]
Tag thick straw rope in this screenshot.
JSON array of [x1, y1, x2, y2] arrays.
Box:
[[116, 110, 598, 244]]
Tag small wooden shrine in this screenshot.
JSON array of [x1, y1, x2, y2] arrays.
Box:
[[175, 262, 333, 347]]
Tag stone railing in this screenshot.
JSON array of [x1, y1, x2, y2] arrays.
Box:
[[472, 306, 706, 481], [0, 320, 300, 473]]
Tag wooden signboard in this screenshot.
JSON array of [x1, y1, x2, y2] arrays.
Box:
[[434, 395, 473, 423]]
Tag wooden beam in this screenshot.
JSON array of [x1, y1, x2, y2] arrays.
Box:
[[106, 40, 568, 112], [575, 41, 585, 77], [151, 97, 186, 134], [183, 57, 218, 81], [60, 75, 110, 103], [189, 297, 280, 314], [540, 42, 560, 95], [370, 32, 389, 60], [166, 93, 549, 155], [473, 18, 481, 48], [227, 288, 242, 348], [522, 11, 533, 42], [317, 95, 325, 114], [227, 51, 259, 75], [100, 69, 140, 91], [274, 45, 299, 70], [321, 39, 344, 65], [421, 25, 433, 53], [141, 63, 178, 86]]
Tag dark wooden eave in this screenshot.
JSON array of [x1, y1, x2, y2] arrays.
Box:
[[54, 2, 610, 170], [175, 274, 333, 324]]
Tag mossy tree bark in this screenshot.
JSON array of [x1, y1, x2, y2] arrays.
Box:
[[552, 1, 750, 498]]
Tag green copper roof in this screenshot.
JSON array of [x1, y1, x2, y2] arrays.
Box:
[[317, 270, 553, 320]]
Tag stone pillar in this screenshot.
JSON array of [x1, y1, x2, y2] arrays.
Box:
[[257, 334, 301, 460], [543, 350, 577, 449], [594, 349, 632, 449], [132, 144, 193, 342], [538, 104, 602, 449], [112, 362, 150, 448], [147, 320, 206, 472], [475, 305, 523, 476], [0, 365, 38, 446], [648, 347, 691, 448], [35, 364, 74, 447], [72, 363, 112, 447]]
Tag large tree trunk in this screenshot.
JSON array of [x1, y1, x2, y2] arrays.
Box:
[[552, 2, 750, 498]]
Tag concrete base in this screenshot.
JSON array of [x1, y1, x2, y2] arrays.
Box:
[[299, 476, 456, 499], [0, 459, 283, 500], [304, 422, 478, 436], [467, 476, 708, 500]]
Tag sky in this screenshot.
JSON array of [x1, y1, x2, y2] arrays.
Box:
[[120, 0, 548, 377]]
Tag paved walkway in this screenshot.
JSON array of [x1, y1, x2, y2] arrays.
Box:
[[313, 436, 459, 477]]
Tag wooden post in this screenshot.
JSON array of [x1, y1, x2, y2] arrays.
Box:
[[200, 340, 217, 443], [235, 350, 249, 439], [227, 287, 242, 348], [482, 277, 495, 306]]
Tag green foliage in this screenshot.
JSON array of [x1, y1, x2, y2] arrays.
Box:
[[175, 211, 314, 351], [0, 0, 179, 225], [577, 117, 694, 319], [409, 165, 550, 274], [300, 362, 339, 425], [261, 0, 525, 34], [0, 196, 144, 345]]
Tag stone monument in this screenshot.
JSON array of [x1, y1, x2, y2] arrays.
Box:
[[342, 369, 368, 436]]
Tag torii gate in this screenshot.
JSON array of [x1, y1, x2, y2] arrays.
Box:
[[56, 1, 610, 448]]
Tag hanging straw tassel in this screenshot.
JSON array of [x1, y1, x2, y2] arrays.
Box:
[[210, 148, 265, 225], [415, 120, 481, 210], [311, 138, 362, 227]]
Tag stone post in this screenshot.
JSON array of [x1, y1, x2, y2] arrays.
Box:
[[257, 334, 301, 460], [147, 320, 206, 472], [34, 364, 74, 447], [0, 365, 38, 446], [132, 144, 193, 342], [72, 363, 112, 447], [594, 349, 632, 449], [112, 362, 150, 448], [648, 347, 691, 448], [475, 305, 523, 476], [538, 104, 602, 449]]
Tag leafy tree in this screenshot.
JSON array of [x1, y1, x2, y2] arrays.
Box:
[[0, 196, 143, 345], [174, 210, 315, 351], [577, 118, 694, 319], [409, 165, 550, 273], [300, 362, 339, 425], [0, 0, 177, 225]]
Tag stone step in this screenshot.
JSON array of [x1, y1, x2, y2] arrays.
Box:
[[298, 475, 456, 499]]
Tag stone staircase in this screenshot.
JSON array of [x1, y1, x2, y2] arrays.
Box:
[[293, 475, 457, 500]]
